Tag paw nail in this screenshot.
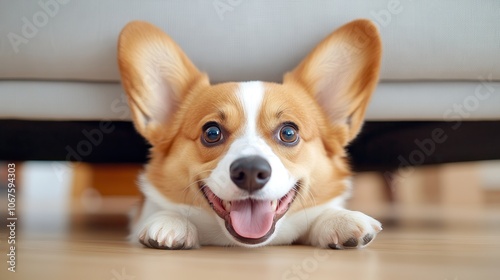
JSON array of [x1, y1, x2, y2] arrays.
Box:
[[328, 243, 342, 250], [362, 234, 373, 245], [139, 238, 149, 247], [148, 238, 161, 248], [169, 241, 186, 250], [343, 238, 358, 247]]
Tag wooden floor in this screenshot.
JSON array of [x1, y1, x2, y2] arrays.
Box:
[[1, 200, 499, 280], [2, 161, 500, 280]]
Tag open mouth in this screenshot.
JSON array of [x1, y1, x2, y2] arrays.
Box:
[[200, 184, 298, 245]]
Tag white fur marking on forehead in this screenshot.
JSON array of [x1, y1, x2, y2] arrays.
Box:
[[237, 81, 265, 137], [206, 81, 295, 202]]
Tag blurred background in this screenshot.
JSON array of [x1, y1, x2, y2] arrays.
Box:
[[1, 1, 499, 279]]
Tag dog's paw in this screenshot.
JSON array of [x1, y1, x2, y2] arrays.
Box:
[[136, 213, 199, 250], [309, 209, 382, 249]]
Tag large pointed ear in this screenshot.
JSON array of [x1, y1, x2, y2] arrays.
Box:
[[284, 19, 382, 144], [118, 21, 208, 145]]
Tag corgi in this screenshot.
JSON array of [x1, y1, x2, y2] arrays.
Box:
[[118, 19, 382, 249]]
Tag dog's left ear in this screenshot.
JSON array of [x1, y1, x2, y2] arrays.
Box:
[[118, 21, 208, 146], [284, 19, 382, 144]]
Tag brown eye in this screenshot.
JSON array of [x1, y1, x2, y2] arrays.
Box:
[[278, 123, 299, 146], [202, 122, 223, 145]]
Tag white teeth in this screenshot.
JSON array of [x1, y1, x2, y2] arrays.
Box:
[[223, 201, 231, 212], [271, 200, 278, 211]]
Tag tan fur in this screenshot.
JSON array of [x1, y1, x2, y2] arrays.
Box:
[[280, 19, 382, 210], [147, 82, 245, 208], [118, 19, 381, 220], [285, 19, 382, 143], [258, 83, 351, 210], [118, 21, 209, 147]]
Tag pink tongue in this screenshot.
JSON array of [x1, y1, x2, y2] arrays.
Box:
[[230, 200, 274, 239]]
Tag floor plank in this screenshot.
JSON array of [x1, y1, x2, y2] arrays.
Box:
[[2, 203, 499, 280]]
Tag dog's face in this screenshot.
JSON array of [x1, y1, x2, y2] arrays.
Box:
[[118, 20, 381, 246]]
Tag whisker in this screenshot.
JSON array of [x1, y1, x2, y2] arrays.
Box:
[[182, 170, 215, 219], [177, 179, 210, 236], [190, 169, 214, 181], [292, 181, 317, 228]]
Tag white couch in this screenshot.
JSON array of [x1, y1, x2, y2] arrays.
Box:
[[1, 0, 499, 167]]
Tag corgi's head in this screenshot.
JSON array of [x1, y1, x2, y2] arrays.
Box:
[[118, 20, 381, 247]]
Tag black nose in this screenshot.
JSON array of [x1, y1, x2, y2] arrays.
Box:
[[230, 156, 272, 193]]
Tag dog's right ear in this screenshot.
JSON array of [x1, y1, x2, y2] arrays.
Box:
[[118, 21, 208, 145], [284, 20, 382, 146]]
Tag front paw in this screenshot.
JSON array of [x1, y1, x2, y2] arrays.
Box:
[[309, 209, 382, 249], [136, 213, 199, 250]]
